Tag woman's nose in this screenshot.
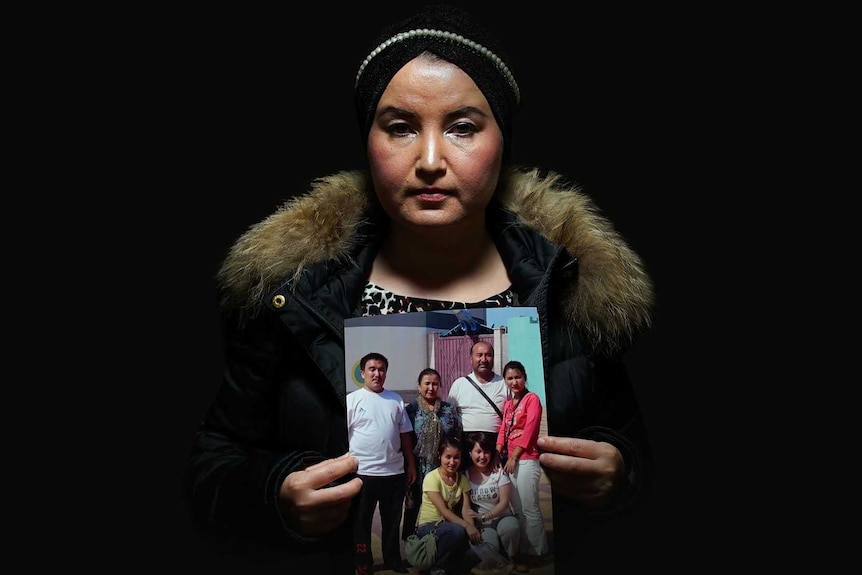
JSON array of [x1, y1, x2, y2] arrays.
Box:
[[416, 132, 446, 172]]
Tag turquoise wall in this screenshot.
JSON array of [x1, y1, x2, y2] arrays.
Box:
[[505, 315, 545, 407]]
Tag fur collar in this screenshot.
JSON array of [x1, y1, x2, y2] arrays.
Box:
[[217, 167, 654, 353]]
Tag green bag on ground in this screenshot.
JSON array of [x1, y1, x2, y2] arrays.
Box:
[[405, 525, 438, 570]]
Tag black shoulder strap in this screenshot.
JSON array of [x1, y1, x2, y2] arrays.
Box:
[[464, 375, 503, 419]]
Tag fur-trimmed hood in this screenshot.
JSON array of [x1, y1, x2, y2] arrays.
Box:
[[217, 167, 654, 354]]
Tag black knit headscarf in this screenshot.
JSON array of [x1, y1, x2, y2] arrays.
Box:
[[354, 4, 520, 160]]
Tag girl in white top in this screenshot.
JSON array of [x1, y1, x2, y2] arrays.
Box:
[[464, 431, 524, 573]]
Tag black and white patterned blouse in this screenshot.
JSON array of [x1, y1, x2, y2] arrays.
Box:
[[361, 282, 515, 316]]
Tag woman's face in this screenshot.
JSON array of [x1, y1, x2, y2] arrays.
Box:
[[367, 54, 504, 229], [469, 443, 492, 470], [439, 445, 461, 473], [504, 367, 526, 396], [418, 374, 441, 402]]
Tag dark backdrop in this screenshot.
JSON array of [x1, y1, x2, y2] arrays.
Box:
[[140, 3, 727, 572]]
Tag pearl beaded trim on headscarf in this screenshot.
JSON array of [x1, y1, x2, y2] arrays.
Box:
[[355, 28, 521, 105]]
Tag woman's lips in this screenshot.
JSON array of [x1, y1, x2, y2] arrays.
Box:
[[413, 188, 449, 202]]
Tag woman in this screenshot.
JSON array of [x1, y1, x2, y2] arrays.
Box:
[[464, 431, 523, 573], [413, 435, 480, 575], [403, 368, 463, 541], [182, 5, 655, 574], [497, 361, 549, 566]]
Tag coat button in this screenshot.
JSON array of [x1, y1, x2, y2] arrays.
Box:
[[272, 294, 286, 308]]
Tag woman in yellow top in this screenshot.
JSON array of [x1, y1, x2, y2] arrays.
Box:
[[413, 435, 481, 575]]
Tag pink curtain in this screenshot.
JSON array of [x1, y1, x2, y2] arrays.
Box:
[[433, 334, 494, 400]]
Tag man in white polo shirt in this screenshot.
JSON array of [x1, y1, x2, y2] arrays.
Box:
[[347, 352, 416, 574], [446, 341, 509, 440]]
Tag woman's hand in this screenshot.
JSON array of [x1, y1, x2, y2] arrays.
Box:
[[278, 452, 362, 536], [465, 523, 483, 544], [536, 436, 626, 508], [503, 456, 517, 475]]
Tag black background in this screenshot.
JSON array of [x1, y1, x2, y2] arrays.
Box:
[[134, 2, 740, 572]]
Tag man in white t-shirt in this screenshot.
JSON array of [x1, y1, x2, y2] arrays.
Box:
[[446, 341, 509, 436], [346, 352, 416, 575]]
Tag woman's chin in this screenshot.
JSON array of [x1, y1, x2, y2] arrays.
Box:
[[399, 207, 465, 228]]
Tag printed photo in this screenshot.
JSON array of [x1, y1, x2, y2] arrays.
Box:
[[345, 307, 555, 574]]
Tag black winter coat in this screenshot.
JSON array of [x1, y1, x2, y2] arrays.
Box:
[[182, 167, 655, 574]]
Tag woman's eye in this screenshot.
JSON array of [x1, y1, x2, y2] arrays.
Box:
[[387, 122, 413, 136], [449, 122, 477, 136]]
